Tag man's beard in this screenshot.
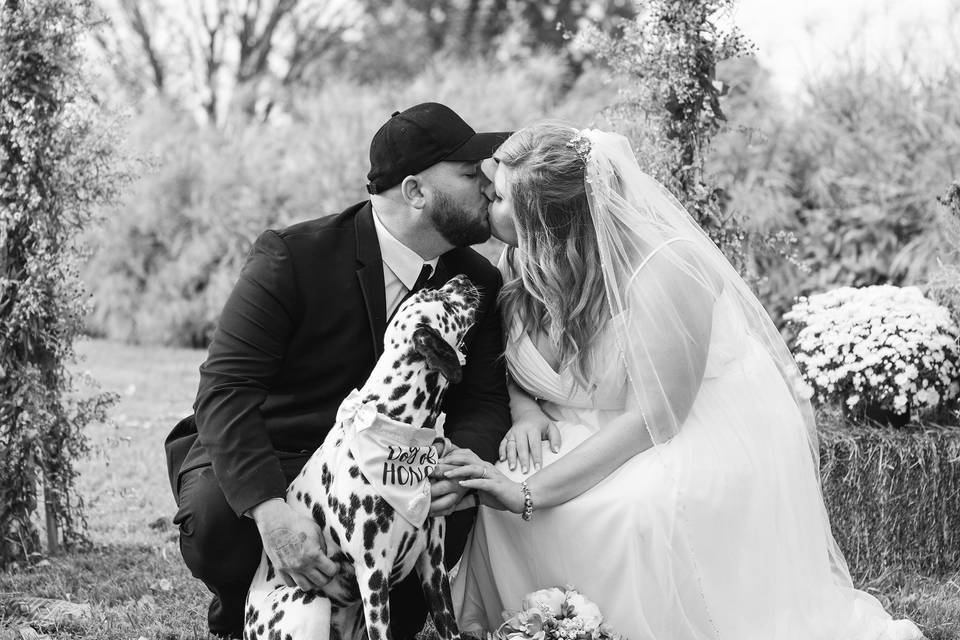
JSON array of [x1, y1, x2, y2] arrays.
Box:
[[427, 190, 491, 247]]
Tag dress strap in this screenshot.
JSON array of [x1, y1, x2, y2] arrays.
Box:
[[637, 237, 694, 271], [629, 237, 696, 288]]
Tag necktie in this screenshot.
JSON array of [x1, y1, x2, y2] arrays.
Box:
[[390, 264, 433, 321], [410, 263, 433, 295]]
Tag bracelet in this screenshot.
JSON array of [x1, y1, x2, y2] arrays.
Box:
[[520, 481, 533, 521]]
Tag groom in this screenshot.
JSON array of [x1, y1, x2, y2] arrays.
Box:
[[164, 103, 512, 639]]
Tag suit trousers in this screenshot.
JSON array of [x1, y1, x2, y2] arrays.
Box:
[[173, 462, 476, 639]]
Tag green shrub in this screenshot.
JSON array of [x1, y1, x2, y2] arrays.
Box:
[[715, 62, 960, 323], [581, 0, 761, 275], [84, 102, 365, 346], [924, 264, 960, 340], [0, 0, 119, 565], [923, 183, 960, 325], [83, 55, 609, 346], [84, 18, 960, 345]]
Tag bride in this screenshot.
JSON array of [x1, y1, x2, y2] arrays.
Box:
[[440, 122, 924, 640]]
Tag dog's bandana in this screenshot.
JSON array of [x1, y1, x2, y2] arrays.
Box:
[[335, 389, 445, 526]]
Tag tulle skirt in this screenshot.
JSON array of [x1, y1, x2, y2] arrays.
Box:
[[452, 339, 923, 640]]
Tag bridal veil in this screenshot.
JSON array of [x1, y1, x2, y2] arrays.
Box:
[[577, 128, 922, 638]]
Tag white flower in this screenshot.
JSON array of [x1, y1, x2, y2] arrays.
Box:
[[786, 284, 960, 416], [522, 587, 565, 616], [916, 388, 941, 407], [563, 591, 603, 632], [795, 381, 814, 400]]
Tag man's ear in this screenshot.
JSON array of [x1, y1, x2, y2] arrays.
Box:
[[400, 175, 426, 209], [412, 325, 462, 384]]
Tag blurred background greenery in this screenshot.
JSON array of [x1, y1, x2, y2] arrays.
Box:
[[79, 0, 960, 347]]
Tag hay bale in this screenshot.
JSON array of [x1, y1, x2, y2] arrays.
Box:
[[819, 420, 960, 580]]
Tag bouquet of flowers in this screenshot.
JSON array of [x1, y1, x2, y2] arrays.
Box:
[[493, 587, 625, 640], [784, 284, 960, 420]]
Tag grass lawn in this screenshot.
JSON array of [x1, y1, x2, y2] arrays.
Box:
[[1, 339, 959, 638]]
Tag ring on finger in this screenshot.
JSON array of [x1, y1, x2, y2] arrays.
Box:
[[481, 467, 487, 479]]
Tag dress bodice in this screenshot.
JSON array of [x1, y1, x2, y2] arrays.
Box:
[[502, 290, 748, 415], [497, 249, 751, 427], [504, 318, 628, 412]]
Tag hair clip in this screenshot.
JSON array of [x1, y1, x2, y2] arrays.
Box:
[[566, 130, 591, 165]]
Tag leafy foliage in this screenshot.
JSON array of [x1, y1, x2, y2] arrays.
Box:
[[82, 55, 611, 346], [381, 0, 636, 59], [0, 0, 119, 566], [92, 0, 366, 126], [715, 61, 960, 322], [91, 0, 634, 126], [923, 183, 960, 329], [81, 1, 960, 348], [579, 0, 772, 275]]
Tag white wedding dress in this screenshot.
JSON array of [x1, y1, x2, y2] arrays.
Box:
[[451, 252, 924, 640]]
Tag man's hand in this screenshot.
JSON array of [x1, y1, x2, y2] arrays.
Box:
[[429, 440, 472, 516], [249, 498, 338, 592], [429, 475, 473, 516]]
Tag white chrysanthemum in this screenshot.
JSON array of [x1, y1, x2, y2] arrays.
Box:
[[786, 285, 960, 417]]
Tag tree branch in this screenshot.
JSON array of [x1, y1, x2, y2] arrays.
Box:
[[199, 0, 229, 123], [237, 0, 298, 83], [119, 0, 165, 91]]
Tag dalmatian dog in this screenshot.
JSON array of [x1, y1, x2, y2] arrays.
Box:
[[243, 274, 479, 640]]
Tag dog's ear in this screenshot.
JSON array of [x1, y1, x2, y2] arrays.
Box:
[[413, 325, 463, 384]]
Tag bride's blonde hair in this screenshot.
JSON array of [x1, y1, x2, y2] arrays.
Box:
[[496, 121, 608, 386]]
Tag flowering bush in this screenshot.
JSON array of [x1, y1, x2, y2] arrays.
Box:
[[495, 587, 624, 640], [784, 285, 960, 420]]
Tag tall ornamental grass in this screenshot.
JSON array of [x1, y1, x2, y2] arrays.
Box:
[[714, 60, 960, 322]]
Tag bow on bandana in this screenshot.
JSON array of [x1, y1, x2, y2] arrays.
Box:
[[335, 389, 446, 526]]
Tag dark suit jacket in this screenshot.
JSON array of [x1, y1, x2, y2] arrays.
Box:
[[164, 202, 511, 516]]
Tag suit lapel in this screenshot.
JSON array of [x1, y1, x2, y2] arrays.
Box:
[[355, 203, 387, 360]]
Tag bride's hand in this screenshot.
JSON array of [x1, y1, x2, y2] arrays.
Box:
[[440, 449, 524, 514], [499, 412, 561, 473]]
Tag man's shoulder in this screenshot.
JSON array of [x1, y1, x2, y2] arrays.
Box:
[[274, 201, 366, 243], [442, 245, 501, 284]]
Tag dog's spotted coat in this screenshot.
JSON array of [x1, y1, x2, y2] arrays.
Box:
[[243, 275, 479, 640]]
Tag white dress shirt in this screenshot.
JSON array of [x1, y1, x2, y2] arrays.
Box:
[[372, 208, 439, 318]]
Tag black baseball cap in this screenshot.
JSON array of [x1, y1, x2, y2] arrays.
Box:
[[366, 102, 511, 195]]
